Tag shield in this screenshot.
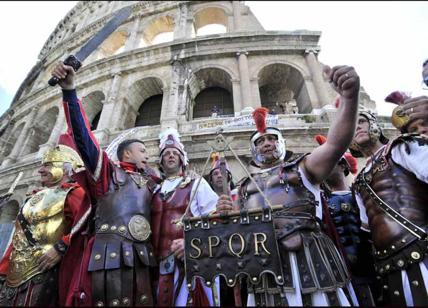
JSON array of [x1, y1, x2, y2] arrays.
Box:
[[183, 207, 284, 288]]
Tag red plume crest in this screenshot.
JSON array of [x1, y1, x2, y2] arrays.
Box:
[[252, 107, 269, 133], [385, 91, 410, 105], [344, 152, 358, 175], [315, 134, 327, 145]]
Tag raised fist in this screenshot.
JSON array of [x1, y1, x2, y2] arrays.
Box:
[[51, 61, 76, 90], [323, 65, 360, 101]]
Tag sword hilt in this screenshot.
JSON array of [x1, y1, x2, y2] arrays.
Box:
[[48, 55, 82, 86]]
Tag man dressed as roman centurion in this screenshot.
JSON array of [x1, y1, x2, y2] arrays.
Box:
[[350, 106, 428, 306], [0, 137, 91, 307], [217, 64, 361, 306], [151, 128, 220, 306]]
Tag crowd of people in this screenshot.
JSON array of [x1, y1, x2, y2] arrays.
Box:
[[0, 59, 427, 307]]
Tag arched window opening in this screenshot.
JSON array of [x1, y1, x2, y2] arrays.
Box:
[[2, 123, 25, 158], [258, 63, 309, 114], [135, 94, 163, 127], [196, 24, 226, 36], [21, 107, 59, 156], [128, 77, 164, 129], [151, 32, 174, 45], [90, 111, 102, 131], [81, 91, 104, 130], [194, 87, 233, 119], [193, 7, 228, 37], [140, 15, 175, 46]]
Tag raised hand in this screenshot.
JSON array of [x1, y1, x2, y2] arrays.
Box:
[[51, 61, 76, 90], [323, 65, 360, 101]]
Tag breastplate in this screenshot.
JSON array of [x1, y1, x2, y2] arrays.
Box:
[[355, 152, 428, 255], [240, 159, 317, 239], [7, 187, 70, 287], [94, 165, 155, 242], [151, 179, 193, 259]]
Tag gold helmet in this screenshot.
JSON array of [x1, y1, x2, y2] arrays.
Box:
[[41, 145, 84, 184], [42, 144, 84, 171]]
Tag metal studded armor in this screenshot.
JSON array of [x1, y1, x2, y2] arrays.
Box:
[[325, 191, 377, 305], [0, 187, 72, 306], [353, 135, 428, 306], [151, 177, 194, 307], [327, 192, 372, 272], [88, 164, 158, 307], [238, 155, 350, 306]]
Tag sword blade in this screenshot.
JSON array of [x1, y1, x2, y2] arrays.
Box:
[[75, 5, 132, 62]]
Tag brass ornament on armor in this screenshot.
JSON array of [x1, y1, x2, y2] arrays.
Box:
[[7, 187, 70, 287], [128, 215, 151, 241]]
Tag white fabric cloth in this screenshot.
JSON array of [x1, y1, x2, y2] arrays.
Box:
[[158, 175, 219, 306], [401, 257, 428, 306], [160, 176, 218, 216]]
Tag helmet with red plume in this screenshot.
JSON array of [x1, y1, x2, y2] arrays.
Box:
[[250, 107, 287, 166]]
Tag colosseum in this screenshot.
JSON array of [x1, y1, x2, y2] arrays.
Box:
[[0, 1, 397, 257]]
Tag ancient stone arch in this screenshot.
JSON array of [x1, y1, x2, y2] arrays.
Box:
[[1, 122, 25, 159], [138, 15, 175, 47], [0, 200, 19, 224], [257, 63, 311, 114], [21, 107, 59, 156], [81, 90, 105, 130], [193, 6, 229, 36], [128, 77, 164, 127], [86, 30, 129, 63], [191, 67, 234, 119]]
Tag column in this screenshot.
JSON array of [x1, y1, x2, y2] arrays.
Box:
[[124, 16, 141, 51], [2, 107, 39, 167], [232, 1, 242, 32], [231, 79, 242, 115], [305, 49, 330, 108], [97, 73, 123, 131], [250, 77, 262, 109], [173, 2, 193, 40], [161, 63, 181, 130], [237, 51, 253, 108]]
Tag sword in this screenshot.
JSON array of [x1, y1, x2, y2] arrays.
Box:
[[0, 171, 23, 206], [48, 5, 133, 86]]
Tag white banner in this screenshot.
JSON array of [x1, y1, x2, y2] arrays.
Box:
[[194, 114, 278, 130]]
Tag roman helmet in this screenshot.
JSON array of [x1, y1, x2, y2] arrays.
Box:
[[158, 127, 188, 171], [42, 133, 84, 184], [209, 152, 232, 182], [250, 107, 289, 166], [349, 110, 389, 157], [385, 90, 413, 133]]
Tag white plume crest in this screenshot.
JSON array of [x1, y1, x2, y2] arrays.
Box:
[[158, 127, 181, 149], [158, 127, 189, 166]]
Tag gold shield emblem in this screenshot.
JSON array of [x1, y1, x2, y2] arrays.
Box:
[[128, 215, 151, 241]]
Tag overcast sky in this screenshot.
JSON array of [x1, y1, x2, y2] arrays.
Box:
[[0, 1, 427, 117]]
